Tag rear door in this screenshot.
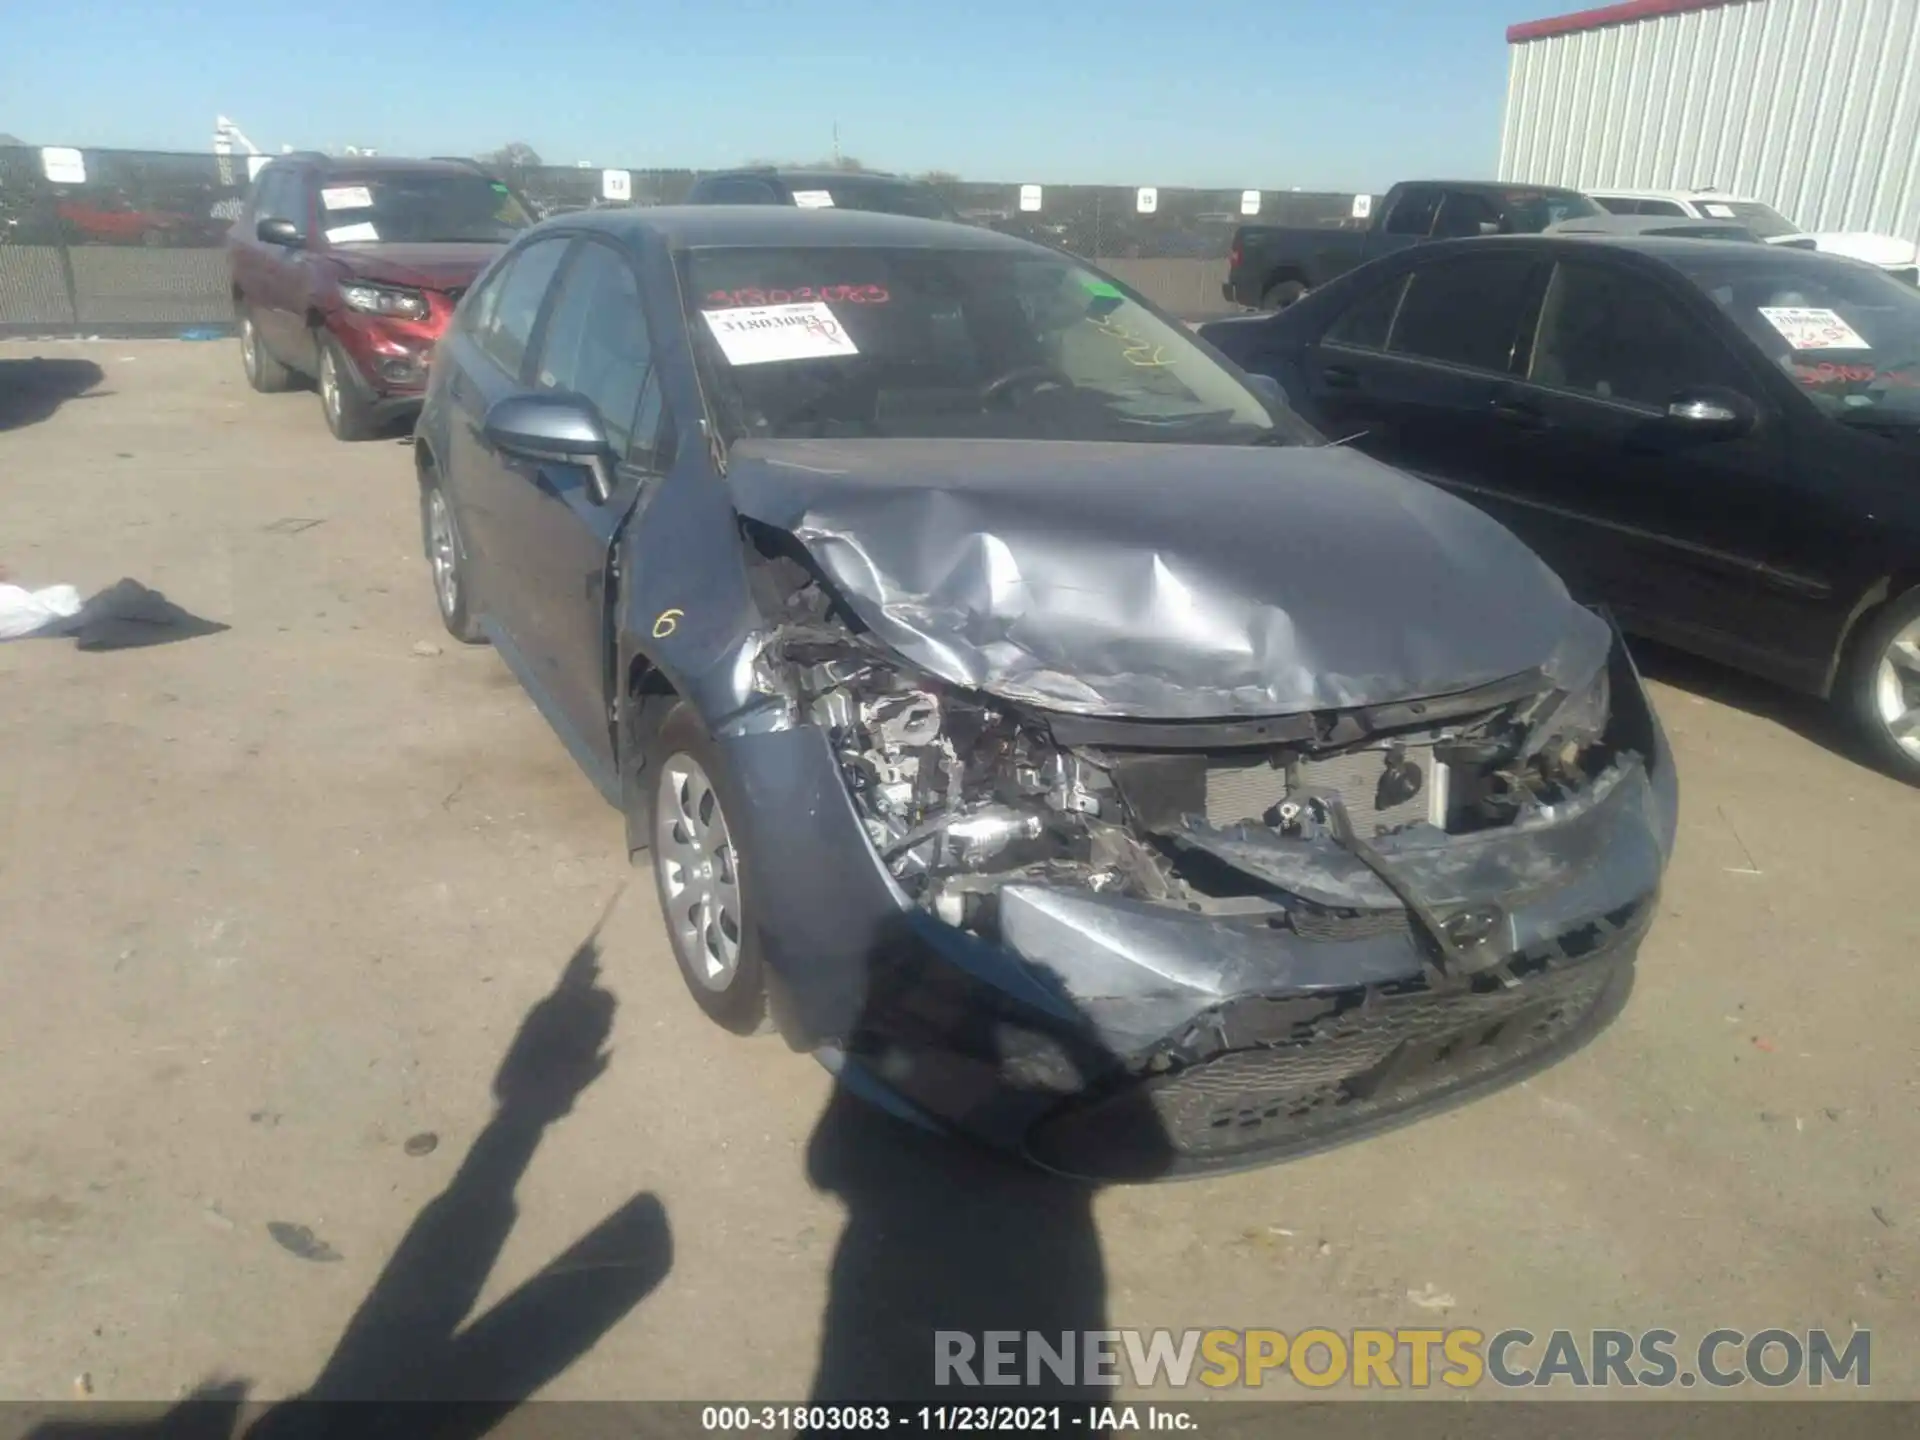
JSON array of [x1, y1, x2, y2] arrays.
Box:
[[487, 235, 669, 784], [1299, 249, 1547, 495], [1477, 253, 1816, 671]]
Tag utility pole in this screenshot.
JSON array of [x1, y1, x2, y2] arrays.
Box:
[[832, 122, 840, 167]]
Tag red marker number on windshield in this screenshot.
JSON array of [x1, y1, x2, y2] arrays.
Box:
[[705, 285, 890, 308]]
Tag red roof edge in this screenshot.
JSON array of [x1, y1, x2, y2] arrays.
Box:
[[1508, 0, 1740, 44]]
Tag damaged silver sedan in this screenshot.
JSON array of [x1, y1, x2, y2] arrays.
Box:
[[413, 206, 1678, 1180]]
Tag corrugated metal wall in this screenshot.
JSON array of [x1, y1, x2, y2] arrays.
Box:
[[1499, 0, 1920, 240]]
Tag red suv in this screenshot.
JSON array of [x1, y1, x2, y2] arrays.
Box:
[[228, 155, 533, 440]]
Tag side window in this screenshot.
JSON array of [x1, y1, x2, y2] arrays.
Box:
[[281, 172, 311, 231], [258, 170, 298, 225], [1387, 254, 1540, 373], [532, 240, 658, 463], [457, 255, 513, 340], [1528, 261, 1744, 407], [1384, 188, 1442, 237], [476, 237, 570, 381], [1432, 192, 1502, 238], [1594, 196, 1638, 216], [1323, 274, 1408, 351], [1638, 199, 1688, 217]]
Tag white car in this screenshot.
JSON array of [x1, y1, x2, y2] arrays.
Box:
[[1587, 188, 1918, 284]]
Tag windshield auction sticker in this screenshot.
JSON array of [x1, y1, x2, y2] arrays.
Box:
[[320, 186, 374, 211], [701, 302, 859, 365], [1760, 306, 1870, 350], [324, 222, 379, 244]]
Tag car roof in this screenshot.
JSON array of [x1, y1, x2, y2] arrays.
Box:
[[1589, 187, 1766, 204], [1416, 233, 1870, 276], [547, 205, 1035, 251], [268, 154, 491, 178], [1548, 215, 1754, 235], [1399, 179, 1593, 195], [700, 167, 923, 187]]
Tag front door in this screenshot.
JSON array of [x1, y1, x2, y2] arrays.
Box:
[[443, 234, 574, 658], [1475, 255, 1821, 679], [486, 235, 669, 789], [246, 167, 311, 366]]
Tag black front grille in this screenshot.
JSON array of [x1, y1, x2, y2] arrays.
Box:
[[1025, 950, 1632, 1180]]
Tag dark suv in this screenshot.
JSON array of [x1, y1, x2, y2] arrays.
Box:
[[685, 167, 960, 222], [228, 155, 534, 440]]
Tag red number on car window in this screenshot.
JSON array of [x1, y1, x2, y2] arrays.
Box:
[[704, 285, 890, 308]]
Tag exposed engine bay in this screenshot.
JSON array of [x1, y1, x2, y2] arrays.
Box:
[[749, 557, 1620, 953]]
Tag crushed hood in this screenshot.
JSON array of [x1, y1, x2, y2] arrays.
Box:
[[726, 438, 1612, 719]]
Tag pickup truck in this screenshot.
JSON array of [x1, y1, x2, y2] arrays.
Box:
[[1223, 180, 1604, 310]]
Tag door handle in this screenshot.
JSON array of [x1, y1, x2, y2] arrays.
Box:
[[1489, 398, 1549, 430], [1321, 364, 1360, 390]]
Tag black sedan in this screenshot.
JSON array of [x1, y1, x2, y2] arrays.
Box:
[[1200, 235, 1920, 784], [413, 207, 1676, 1179]]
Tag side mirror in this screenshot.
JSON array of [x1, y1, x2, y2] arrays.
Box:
[[484, 392, 618, 503], [1665, 386, 1758, 437], [1244, 372, 1287, 407], [256, 216, 302, 247]]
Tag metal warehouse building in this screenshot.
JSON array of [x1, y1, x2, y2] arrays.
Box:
[[1498, 0, 1920, 239]]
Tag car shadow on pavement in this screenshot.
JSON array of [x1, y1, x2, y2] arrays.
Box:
[[804, 930, 1176, 1407], [0, 357, 107, 432], [25, 920, 673, 1440], [1626, 634, 1885, 774]]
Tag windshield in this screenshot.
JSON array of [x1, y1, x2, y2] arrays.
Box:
[[683, 245, 1314, 445], [1677, 252, 1920, 425], [793, 178, 957, 221], [1501, 189, 1605, 230], [319, 173, 533, 246], [1695, 199, 1801, 239], [1697, 200, 1797, 240]]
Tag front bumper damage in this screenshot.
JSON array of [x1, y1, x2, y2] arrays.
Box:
[[715, 629, 1677, 1181]]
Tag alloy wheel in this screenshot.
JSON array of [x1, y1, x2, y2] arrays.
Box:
[[654, 755, 744, 991], [1872, 616, 1920, 762], [320, 348, 341, 427], [240, 316, 257, 379], [427, 490, 459, 620]]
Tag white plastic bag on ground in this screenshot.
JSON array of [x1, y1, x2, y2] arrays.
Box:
[[0, 583, 84, 639]]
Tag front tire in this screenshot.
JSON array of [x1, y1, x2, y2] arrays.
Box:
[[240, 308, 295, 393], [643, 703, 770, 1035], [317, 332, 377, 442], [1844, 586, 1920, 785]]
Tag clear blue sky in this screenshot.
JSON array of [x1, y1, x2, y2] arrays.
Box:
[[0, 0, 1543, 190]]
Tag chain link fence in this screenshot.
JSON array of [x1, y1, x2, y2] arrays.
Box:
[[0, 145, 1370, 336]]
